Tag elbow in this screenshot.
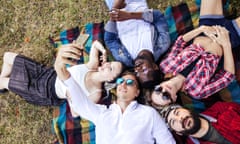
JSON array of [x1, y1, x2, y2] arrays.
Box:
[[224, 66, 235, 75]]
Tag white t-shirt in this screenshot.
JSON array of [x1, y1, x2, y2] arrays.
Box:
[[117, 0, 154, 59], [63, 77, 176, 144], [55, 64, 90, 99]]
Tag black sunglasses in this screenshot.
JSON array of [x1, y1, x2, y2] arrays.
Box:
[[154, 86, 173, 103]]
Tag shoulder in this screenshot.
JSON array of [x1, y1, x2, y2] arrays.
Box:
[[68, 64, 88, 73], [138, 104, 159, 114]]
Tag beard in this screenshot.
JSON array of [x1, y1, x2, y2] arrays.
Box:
[[180, 112, 201, 135]]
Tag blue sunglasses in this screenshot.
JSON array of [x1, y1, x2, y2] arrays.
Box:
[[116, 78, 135, 86]]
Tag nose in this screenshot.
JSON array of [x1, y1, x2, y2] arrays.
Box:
[[175, 115, 183, 122], [118, 80, 127, 88]]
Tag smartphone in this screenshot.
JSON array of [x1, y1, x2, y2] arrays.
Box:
[[75, 33, 90, 46], [70, 33, 90, 64]]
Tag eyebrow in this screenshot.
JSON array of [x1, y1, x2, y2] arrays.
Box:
[[173, 109, 177, 115], [168, 109, 176, 127], [169, 119, 173, 127]]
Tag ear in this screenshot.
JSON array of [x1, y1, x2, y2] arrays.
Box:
[[136, 89, 140, 97], [153, 63, 159, 70]]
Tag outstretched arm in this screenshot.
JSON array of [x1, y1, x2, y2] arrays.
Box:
[[54, 44, 102, 121]]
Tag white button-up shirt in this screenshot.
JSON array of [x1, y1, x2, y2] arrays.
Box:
[[64, 77, 176, 144]]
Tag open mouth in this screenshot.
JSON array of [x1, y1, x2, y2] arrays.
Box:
[[183, 117, 191, 128]]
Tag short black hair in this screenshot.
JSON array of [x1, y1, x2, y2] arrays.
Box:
[[141, 69, 164, 89]]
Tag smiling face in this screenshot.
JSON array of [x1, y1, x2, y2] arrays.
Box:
[[134, 55, 161, 87], [116, 73, 140, 103], [166, 108, 201, 135], [98, 61, 123, 81], [134, 57, 155, 82]]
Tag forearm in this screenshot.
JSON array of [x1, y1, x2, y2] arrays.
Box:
[[223, 43, 235, 74], [112, 0, 125, 9], [55, 66, 70, 81], [128, 11, 143, 19], [64, 76, 100, 122], [110, 8, 143, 21], [88, 40, 106, 68], [182, 27, 203, 42]]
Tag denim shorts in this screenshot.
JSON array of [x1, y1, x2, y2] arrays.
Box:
[[8, 55, 64, 106], [199, 15, 240, 48]]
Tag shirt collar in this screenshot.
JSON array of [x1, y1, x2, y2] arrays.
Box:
[[112, 100, 139, 113]]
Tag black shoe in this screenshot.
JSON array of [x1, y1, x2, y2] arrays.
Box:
[[0, 88, 8, 94]]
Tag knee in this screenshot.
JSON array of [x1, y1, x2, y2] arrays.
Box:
[[3, 52, 17, 63], [236, 17, 240, 28]]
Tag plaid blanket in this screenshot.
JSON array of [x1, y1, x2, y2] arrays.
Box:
[[51, 22, 105, 144], [51, 1, 240, 143]]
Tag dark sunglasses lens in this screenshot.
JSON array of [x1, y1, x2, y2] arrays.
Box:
[[154, 86, 162, 92], [126, 79, 134, 86], [116, 78, 124, 85], [162, 92, 171, 100]]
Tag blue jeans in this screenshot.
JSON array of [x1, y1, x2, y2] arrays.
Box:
[[104, 10, 170, 67]]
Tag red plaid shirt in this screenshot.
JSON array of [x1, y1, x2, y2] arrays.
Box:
[[160, 36, 235, 99]]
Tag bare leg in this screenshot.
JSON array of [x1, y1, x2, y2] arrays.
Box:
[[0, 52, 18, 77], [235, 17, 240, 28], [0, 77, 9, 90], [200, 0, 223, 16]]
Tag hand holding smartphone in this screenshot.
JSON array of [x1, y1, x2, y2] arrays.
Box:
[[75, 33, 90, 46]]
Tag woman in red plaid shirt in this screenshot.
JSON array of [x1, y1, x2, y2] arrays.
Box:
[[150, 0, 240, 107]]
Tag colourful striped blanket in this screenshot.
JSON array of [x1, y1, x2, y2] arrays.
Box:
[[51, 1, 240, 144], [51, 22, 105, 144]]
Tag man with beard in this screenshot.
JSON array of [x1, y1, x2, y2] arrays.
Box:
[[104, 0, 169, 88], [160, 103, 240, 144]]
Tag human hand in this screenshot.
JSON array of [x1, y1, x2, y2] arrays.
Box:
[[54, 44, 82, 80], [200, 25, 217, 37], [211, 25, 230, 48], [109, 8, 131, 21]]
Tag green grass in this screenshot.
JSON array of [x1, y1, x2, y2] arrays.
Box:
[[0, 0, 240, 143]]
